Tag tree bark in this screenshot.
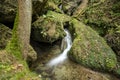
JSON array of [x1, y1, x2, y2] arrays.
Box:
[[18, 0, 32, 60]]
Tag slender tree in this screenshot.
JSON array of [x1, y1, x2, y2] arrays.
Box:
[[6, 0, 37, 61], [17, 0, 32, 60]]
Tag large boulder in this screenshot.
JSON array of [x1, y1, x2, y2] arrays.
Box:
[[0, 23, 12, 49], [31, 11, 70, 43], [68, 19, 117, 72]]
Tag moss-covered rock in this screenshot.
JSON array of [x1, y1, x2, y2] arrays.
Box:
[[68, 19, 117, 71], [31, 11, 71, 43], [79, 0, 120, 36], [32, 15, 64, 43], [46, 11, 71, 23], [0, 23, 12, 49]]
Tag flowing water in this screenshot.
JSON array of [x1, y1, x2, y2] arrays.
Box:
[[47, 29, 72, 66]]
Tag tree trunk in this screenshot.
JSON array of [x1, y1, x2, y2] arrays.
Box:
[[18, 0, 32, 60]]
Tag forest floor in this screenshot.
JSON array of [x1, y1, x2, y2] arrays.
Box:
[[0, 50, 41, 80]]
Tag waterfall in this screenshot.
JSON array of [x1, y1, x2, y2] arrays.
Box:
[[47, 29, 72, 67]]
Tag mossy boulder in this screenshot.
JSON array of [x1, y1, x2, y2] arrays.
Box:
[[31, 11, 71, 43], [0, 23, 12, 49], [31, 13, 65, 43], [68, 19, 117, 71]]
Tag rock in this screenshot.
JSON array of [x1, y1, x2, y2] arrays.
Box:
[[31, 13, 64, 43], [32, 0, 48, 20], [68, 19, 117, 71], [0, 0, 48, 24], [31, 11, 71, 43], [105, 33, 120, 58], [52, 60, 119, 80], [46, 1, 63, 13], [114, 65, 120, 77], [0, 23, 12, 49], [46, 11, 71, 23], [72, 0, 88, 17], [0, 0, 17, 23], [62, 0, 81, 15], [27, 45, 37, 62], [79, 0, 120, 36]]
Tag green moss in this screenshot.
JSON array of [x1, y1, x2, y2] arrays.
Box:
[[79, 0, 120, 37], [112, 1, 120, 13], [0, 64, 39, 80], [115, 68, 120, 75], [6, 12, 22, 60], [105, 58, 116, 70], [0, 50, 40, 80], [46, 11, 71, 23], [68, 19, 117, 71], [0, 23, 12, 49], [32, 11, 71, 43], [49, 0, 62, 5]]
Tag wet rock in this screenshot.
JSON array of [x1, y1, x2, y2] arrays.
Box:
[[0, 23, 12, 49], [68, 19, 117, 72]]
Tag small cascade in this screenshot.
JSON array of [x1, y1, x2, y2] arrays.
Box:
[[47, 29, 72, 66]]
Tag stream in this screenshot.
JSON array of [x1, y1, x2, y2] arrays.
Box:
[[30, 29, 119, 80], [47, 29, 72, 67]]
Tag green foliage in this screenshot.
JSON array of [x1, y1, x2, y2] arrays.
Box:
[[0, 63, 12, 73], [112, 1, 120, 13], [0, 64, 39, 80], [0, 51, 39, 80], [80, 0, 120, 37], [115, 68, 120, 75]]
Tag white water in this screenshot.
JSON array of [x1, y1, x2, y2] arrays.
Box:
[[47, 29, 72, 67]]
